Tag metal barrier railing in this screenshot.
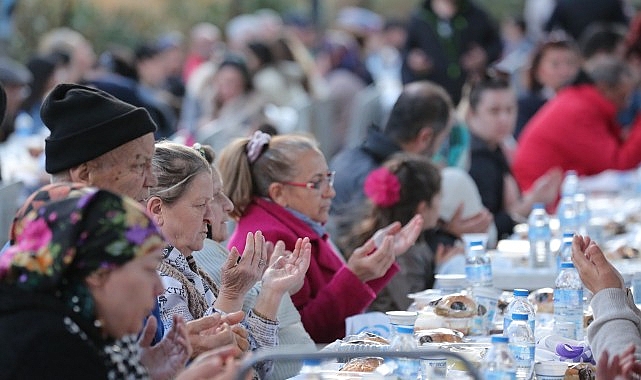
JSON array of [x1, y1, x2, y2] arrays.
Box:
[[235, 346, 482, 380]]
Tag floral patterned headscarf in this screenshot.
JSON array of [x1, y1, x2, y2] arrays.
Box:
[[0, 183, 165, 322]]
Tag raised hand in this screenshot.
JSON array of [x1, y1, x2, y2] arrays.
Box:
[[262, 238, 311, 295], [216, 232, 267, 312], [528, 167, 563, 205], [347, 235, 396, 283], [571, 234, 625, 294], [390, 214, 423, 257], [253, 238, 312, 320], [139, 315, 191, 380], [445, 203, 493, 237]]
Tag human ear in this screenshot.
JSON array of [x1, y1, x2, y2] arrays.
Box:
[[85, 269, 110, 288], [146, 197, 164, 226], [268, 182, 288, 208], [419, 127, 435, 148], [68, 163, 91, 183]]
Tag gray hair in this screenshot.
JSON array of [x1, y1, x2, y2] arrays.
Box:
[[585, 57, 635, 88], [150, 141, 212, 205]]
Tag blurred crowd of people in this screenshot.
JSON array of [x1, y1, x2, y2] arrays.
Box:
[[2, 0, 641, 378]]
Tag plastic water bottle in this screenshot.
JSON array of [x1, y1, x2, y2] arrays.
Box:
[[557, 171, 579, 236], [556, 232, 574, 272], [528, 203, 551, 268], [385, 311, 421, 378], [561, 170, 579, 196], [503, 289, 536, 335], [300, 359, 325, 379], [554, 262, 584, 340], [389, 325, 421, 379], [574, 192, 590, 236], [506, 313, 535, 380], [465, 240, 493, 287], [481, 335, 517, 380]]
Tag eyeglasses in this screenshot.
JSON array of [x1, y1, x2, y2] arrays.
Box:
[[283, 171, 335, 191]]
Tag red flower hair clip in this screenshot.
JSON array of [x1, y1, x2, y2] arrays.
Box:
[[364, 167, 401, 207]]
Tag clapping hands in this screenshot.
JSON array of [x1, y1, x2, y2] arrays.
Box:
[[253, 238, 312, 320], [262, 237, 311, 296], [217, 232, 270, 312]]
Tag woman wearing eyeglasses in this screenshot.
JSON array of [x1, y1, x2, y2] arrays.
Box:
[[219, 132, 423, 343]]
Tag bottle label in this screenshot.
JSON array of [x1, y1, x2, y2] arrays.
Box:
[[554, 288, 584, 340], [529, 226, 551, 240], [484, 371, 517, 380], [393, 358, 420, 378], [509, 344, 535, 375], [503, 317, 536, 336], [421, 358, 447, 377], [466, 263, 492, 286], [466, 265, 482, 283], [554, 288, 583, 308]]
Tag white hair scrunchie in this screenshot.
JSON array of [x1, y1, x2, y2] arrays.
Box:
[[245, 131, 271, 163]]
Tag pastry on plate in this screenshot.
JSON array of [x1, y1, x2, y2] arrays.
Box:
[[416, 327, 464, 344], [529, 287, 554, 314], [564, 362, 595, 380], [433, 293, 477, 318], [340, 357, 384, 372], [343, 332, 389, 346]]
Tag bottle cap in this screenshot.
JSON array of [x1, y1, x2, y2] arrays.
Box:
[[532, 202, 544, 209], [560, 262, 575, 269], [513, 289, 529, 297], [491, 336, 509, 344], [386, 310, 418, 326], [469, 241, 483, 247], [512, 313, 528, 321]]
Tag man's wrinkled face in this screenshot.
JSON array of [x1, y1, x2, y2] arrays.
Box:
[[88, 133, 157, 202]]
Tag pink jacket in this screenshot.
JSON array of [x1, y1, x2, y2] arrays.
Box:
[[227, 197, 399, 343], [513, 85, 641, 193]]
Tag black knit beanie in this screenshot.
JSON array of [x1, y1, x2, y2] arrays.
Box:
[[42, 83, 157, 174]]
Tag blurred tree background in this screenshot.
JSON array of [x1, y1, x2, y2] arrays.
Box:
[[8, 0, 641, 61]]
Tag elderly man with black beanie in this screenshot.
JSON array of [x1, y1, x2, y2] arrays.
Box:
[[41, 83, 158, 202]]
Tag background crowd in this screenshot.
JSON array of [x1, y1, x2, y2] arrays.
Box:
[[2, 0, 641, 378]]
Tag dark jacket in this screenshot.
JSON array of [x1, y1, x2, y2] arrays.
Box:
[[0, 286, 109, 380], [330, 125, 401, 214], [401, 0, 502, 104], [468, 133, 516, 239], [545, 0, 628, 40], [515, 90, 547, 140]]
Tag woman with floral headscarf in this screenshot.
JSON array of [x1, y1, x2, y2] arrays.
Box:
[[0, 183, 168, 379]]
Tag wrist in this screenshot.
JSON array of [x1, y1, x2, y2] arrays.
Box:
[[214, 290, 244, 313], [254, 289, 282, 321]]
